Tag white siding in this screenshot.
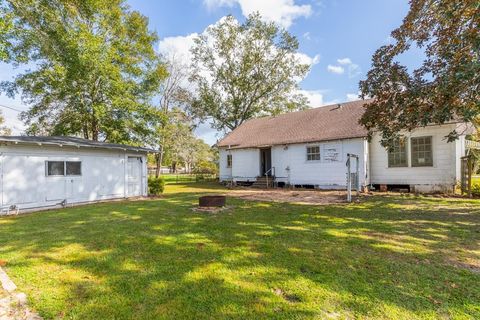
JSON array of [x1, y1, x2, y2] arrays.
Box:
[[369, 124, 459, 192], [271, 138, 367, 188], [0, 145, 148, 211], [218, 123, 466, 193], [219, 148, 260, 181]]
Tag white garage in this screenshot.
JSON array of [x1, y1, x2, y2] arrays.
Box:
[[0, 136, 153, 213]]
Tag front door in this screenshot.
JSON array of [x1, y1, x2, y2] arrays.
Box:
[[260, 148, 272, 176], [127, 157, 142, 197]]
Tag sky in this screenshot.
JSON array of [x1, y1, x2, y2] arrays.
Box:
[[0, 0, 415, 145]]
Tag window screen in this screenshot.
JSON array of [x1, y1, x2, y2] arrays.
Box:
[[388, 138, 407, 167], [411, 136, 433, 167], [306, 146, 320, 161], [66, 161, 82, 176], [46, 161, 65, 176], [226, 154, 232, 168]]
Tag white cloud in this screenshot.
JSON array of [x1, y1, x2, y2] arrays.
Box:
[[327, 65, 344, 75], [346, 92, 360, 101], [298, 89, 324, 107], [303, 32, 311, 40], [347, 63, 361, 78], [295, 52, 320, 66], [158, 33, 198, 63], [203, 0, 312, 28], [327, 57, 361, 78], [337, 57, 352, 65]]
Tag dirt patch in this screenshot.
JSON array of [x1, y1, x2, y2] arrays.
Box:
[[272, 288, 302, 303], [226, 188, 356, 205]]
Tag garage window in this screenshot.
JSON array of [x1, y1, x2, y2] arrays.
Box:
[[66, 161, 82, 176], [306, 146, 320, 161], [46, 161, 65, 176], [46, 161, 82, 176]]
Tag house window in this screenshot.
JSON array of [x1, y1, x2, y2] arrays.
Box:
[[226, 154, 232, 168], [306, 146, 320, 161], [46, 161, 82, 176], [411, 136, 433, 167], [66, 161, 82, 176], [46, 161, 65, 176], [388, 138, 407, 167]]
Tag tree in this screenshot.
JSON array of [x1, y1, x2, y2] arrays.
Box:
[[189, 13, 310, 132], [0, 110, 12, 135], [152, 57, 192, 177], [1, 0, 167, 143], [0, 0, 13, 61], [360, 0, 479, 145]]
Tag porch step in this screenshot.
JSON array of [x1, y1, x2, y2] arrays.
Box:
[[251, 176, 274, 188]]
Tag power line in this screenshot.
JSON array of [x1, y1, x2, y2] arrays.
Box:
[[0, 104, 24, 113]]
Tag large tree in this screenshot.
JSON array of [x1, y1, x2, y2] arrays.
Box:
[[151, 57, 192, 176], [360, 0, 479, 145], [189, 13, 310, 132], [0, 0, 13, 61], [1, 0, 166, 143]]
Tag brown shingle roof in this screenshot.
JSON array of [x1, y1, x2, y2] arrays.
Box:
[[217, 99, 370, 149]]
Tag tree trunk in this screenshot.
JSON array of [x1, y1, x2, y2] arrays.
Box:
[[155, 137, 165, 178]]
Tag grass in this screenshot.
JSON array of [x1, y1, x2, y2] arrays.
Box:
[[472, 176, 480, 185], [160, 173, 217, 184], [0, 183, 479, 319]]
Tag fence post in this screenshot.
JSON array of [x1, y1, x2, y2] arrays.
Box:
[[468, 156, 473, 198]]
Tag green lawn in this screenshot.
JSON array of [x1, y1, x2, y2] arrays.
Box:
[[472, 176, 480, 185], [160, 173, 216, 184], [0, 183, 479, 319]]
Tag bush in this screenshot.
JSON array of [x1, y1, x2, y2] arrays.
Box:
[[148, 176, 165, 195], [193, 161, 218, 175], [472, 183, 480, 196]]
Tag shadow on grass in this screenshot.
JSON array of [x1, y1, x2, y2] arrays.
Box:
[[0, 185, 479, 319]]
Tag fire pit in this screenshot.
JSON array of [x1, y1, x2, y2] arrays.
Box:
[[199, 195, 226, 207]]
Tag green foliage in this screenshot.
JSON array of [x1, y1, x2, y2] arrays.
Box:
[[1, 0, 167, 143], [193, 160, 218, 174], [147, 176, 165, 195], [157, 107, 217, 173], [0, 0, 13, 61], [189, 13, 310, 132], [360, 0, 480, 146], [0, 110, 11, 135]]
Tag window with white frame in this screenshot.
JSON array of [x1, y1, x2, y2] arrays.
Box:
[[411, 136, 433, 166], [306, 145, 320, 161], [226, 154, 232, 168], [388, 138, 408, 167], [46, 161, 82, 176]]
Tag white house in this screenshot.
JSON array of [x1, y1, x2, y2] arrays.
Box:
[[217, 100, 473, 193], [0, 136, 152, 213]]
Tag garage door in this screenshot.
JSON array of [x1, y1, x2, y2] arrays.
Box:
[[127, 157, 142, 197]]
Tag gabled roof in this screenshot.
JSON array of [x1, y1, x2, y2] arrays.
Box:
[[217, 99, 370, 149], [0, 136, 156, 153]]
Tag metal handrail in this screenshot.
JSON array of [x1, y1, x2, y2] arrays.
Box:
[[264, 167, 275, 189]]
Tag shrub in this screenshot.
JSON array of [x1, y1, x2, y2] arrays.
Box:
[[148, 176, 165, 195], [193, 161, 218, 175], [472, 183, 480, 196]]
